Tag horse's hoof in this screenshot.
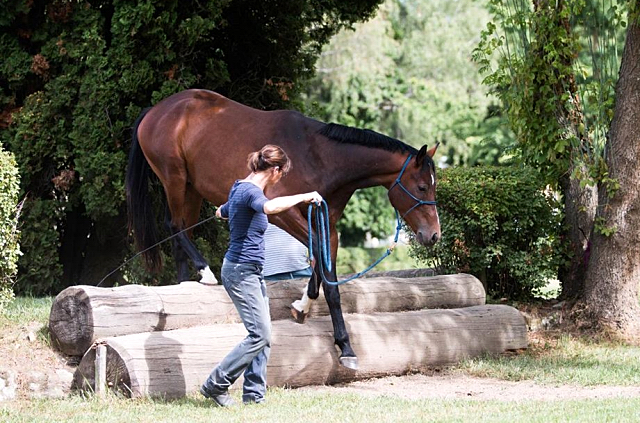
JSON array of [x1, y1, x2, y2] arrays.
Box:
[[290, 306, 307, 324], [198, 266, 219, 285], [339, 356, 358, 370]]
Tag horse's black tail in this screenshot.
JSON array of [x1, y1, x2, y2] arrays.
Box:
[[125, 107, 162, 272]]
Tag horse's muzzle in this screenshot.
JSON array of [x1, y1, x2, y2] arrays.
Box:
[[417, 230, 440, 246]]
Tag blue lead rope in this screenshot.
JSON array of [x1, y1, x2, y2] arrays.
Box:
[[307, 200, 402, 286]]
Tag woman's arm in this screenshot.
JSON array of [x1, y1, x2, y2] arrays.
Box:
[[263, 191, 323, 215]]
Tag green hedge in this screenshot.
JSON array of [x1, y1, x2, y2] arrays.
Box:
[[411, 166, 562, 300], [0, 146, 21, 311]]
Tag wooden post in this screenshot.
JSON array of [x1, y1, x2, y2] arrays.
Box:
[[95, 344, 107, 397]]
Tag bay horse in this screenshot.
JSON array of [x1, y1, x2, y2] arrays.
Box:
[[126, 89, 440, 369]]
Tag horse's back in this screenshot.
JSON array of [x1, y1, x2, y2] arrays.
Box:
[[136, 89, 325, 203]]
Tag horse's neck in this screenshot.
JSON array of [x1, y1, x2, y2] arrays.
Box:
[[328, 146, 406, 192]]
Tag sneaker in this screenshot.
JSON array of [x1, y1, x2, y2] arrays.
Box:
[[200, 385, 236, 407]]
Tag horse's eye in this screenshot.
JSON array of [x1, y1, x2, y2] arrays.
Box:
[[418, 185, 427, 192]]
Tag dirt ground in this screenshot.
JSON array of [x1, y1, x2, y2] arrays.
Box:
[[2, 305, 640, 402], [302, 373, 640, 401]]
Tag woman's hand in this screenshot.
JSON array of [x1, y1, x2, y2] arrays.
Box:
[[216, 207, 228, 220], [263, 191, 324, 214], [304, 191, 323, 205]]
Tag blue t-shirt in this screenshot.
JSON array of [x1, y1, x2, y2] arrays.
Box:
[[219, 181, 269, 265]]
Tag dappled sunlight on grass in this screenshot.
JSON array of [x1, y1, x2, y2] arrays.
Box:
[[0, 296, 52, 325], [457, 333, 640, 386]]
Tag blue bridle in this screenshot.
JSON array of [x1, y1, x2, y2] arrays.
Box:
[[307, 154, 437, 286], [389, 154, 437, 218]]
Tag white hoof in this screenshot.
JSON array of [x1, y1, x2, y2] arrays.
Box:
[[291, 299, 305, 313], [291, 291, 312, 314], [198, 266, 218, 285]]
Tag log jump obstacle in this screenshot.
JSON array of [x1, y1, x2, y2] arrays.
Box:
[[48, 273, 528, 398], [49, 273, 485, 356], [72, 305, 527, 398]]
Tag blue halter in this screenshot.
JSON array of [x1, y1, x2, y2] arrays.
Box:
[[307, 154, 436, 286], [389, 154, 437, 218]]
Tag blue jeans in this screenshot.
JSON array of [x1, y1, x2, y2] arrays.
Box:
[[264, 266, 313, 281], [203, 260, 271, 403]]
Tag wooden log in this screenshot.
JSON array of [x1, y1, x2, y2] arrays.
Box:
[[72, 305, 526, 398], [357, 268, 436, 279], [50, 274, 485, 356]]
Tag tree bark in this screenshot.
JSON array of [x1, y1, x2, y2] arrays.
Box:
[[558, 173, 597, 299], [578, 8, 640, 338], [72, 305, 527, 398]]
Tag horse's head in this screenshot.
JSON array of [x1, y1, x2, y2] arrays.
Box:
[[388, 144, 440, 247]]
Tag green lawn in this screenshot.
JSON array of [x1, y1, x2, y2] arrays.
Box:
[[3, 297, 640, 422], [3, 390, 640, 423], [457, 334, 640, 386]]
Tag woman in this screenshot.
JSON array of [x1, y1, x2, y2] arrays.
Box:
[[201, 144, 322, 407]]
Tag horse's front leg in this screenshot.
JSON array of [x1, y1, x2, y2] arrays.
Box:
[[323, 278, 357, 369], [290, 258, 318, 323], [322, 233, 357, 370], [290, 257, 358, 371]]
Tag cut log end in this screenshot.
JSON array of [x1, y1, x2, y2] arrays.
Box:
[[72, 343, 131, 396], [49, 288, 94, 356]]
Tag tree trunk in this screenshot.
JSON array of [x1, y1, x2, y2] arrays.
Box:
[[558, 173, 597, 299], [578, 8, 640, 337], [531, 0, 598, 299], [72, 305, 527, 398]]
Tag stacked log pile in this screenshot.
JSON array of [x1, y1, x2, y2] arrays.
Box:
[[48, 272, 528, 398]]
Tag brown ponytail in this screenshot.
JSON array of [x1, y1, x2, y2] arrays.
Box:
[[247, 144, 291, 174]]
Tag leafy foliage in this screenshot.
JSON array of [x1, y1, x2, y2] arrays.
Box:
[[304, 0, 516, 246], [0, 0, 383, 294], [472, 0, 626, 204], [471, 0, 628, 299], [411, 166, 563, 299], [0, 146, 20, 311]]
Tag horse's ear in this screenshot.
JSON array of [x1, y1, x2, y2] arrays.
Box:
[[415, 143, 439, 167], [427, 142, 440, 158]]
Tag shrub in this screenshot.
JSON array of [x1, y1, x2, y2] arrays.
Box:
[[0, 146, 21, 312], [411, 166, 562, 300]]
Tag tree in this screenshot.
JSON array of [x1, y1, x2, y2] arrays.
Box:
[[0, 0, 383, 294], [476, 0, 640, 337], [305, 0, 508, 245], [474, 0, 627, 300], [577, 3, 640, 337]]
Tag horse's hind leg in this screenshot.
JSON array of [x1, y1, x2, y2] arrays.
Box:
[[165, 205, 189, 281], [182, 186, 217, 283], [165, 180, 217, 284]]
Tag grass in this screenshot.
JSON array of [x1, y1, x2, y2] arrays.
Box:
[[0, 296, 52, 326], [458, 334, 640, 386], [3, 297, 640, 422], [3, 390, 640, 423]]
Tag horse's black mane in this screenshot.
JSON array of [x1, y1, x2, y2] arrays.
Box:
[[317, 123, 418, 155]]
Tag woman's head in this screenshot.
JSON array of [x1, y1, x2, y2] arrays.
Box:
[[247, 145, 292, 176]]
